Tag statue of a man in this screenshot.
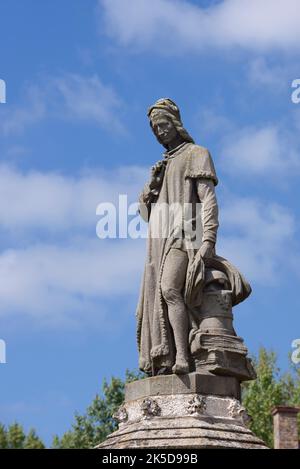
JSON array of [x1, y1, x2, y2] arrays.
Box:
[[136, 98, 251, 377]]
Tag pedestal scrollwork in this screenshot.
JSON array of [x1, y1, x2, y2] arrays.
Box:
[[141, 398, 161, 418], [113, 405, 128, 424], [187, 395, 207, 415], [228, 399, 252, 426]]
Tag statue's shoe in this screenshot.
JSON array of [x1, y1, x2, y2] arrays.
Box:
[[172, 361, 189, 374]]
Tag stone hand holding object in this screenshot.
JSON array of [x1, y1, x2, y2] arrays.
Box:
[[149, 160, 166, 191]]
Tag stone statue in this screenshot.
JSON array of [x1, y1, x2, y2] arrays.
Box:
[[136, 98, 255, 380], [97, 98, 267, 449]]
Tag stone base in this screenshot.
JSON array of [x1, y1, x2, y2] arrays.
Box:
[[96, 373, 267, 449], [191, 332, 256, 381]]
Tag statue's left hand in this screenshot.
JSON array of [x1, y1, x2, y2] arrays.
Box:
[[199, 240, 214, 259]]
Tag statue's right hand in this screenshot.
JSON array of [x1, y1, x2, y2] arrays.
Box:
[[149, 160, 166, 190], [151, 160, 165, 177]]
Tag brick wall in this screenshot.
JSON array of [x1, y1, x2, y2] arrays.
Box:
[[272, 406, 300, 449]]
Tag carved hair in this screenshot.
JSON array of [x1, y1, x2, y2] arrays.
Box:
[[148, 98, 194, 148]]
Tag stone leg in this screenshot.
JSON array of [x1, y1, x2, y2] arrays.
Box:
[[161, 248, 189, 374]]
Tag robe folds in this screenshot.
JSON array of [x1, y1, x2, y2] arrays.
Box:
[[136, 142, 250, 374]]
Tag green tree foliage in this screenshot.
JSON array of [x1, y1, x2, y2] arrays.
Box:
[[1, 350, 299, 449], [23, 429, 45, 449], [0, 423, 44, 449], [242, 348, 300, 448], [54, 350, 300, 449], [52, 369, 144, 449]]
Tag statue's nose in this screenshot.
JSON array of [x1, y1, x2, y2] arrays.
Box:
[[158, 129, 166, 137]]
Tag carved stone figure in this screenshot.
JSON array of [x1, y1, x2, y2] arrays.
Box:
[[96, 98, 267, 450], [136, 98, 255, 379]]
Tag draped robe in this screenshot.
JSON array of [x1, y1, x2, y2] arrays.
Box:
[[136, 142, 251, 374]]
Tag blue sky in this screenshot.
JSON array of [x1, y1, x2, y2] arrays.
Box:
[[0, 0, 300, 446]]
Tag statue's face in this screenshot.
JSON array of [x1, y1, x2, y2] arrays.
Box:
[[150, 115, 178, 146]]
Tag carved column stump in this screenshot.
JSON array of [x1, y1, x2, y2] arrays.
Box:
[[96, 373, 267, 449]]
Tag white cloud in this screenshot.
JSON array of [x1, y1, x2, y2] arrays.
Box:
[[197, 108, 300, 177], [0, 162, 297, 324], [221, 125, 300, 176], [99, 0, 300, 54], [0, 238, 145, 324], [0, 165, 148, 325], [247, 58, 289, 90], [0, 74, 125, 136], [219, 196, 296, 284], [0, 87, 46, 136], [0, 192, 295, 322], [196, 108, 234, 137], [0, 164, 147, 233], [52, 74, 125, 134]]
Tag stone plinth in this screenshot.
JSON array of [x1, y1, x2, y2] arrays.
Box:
[[96, 373, 267, 449]]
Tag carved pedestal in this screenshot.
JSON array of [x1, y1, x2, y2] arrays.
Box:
[[96, 373, 267, 449], [190, 289, 256, 381]]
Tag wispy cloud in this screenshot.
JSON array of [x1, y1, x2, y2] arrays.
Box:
[[0, 162, 297, 324], [0, 86, 46, 136], [0, 238, 144, 325], [221, 125, 300, 176], [52, 74, 126, 134], [0, 164, 148, 325], [247, 57, 291, 90], [219, 196, 297, 284], [0, 192, 296, 322], [198, 108, 300, 177], [0, 74, 125, 136], [99, 0, 300, 55], [0, 164, 147, 233]]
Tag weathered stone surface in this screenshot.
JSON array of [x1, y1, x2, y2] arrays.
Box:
[[96, 100, 265, 450], [97, 419, 267, 449], [96, 378, 267, 449], [191, 333, 256, 381], [114, 343, 260, 449], [136, 98, 253, 377], [125, 372, 240, 402]]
